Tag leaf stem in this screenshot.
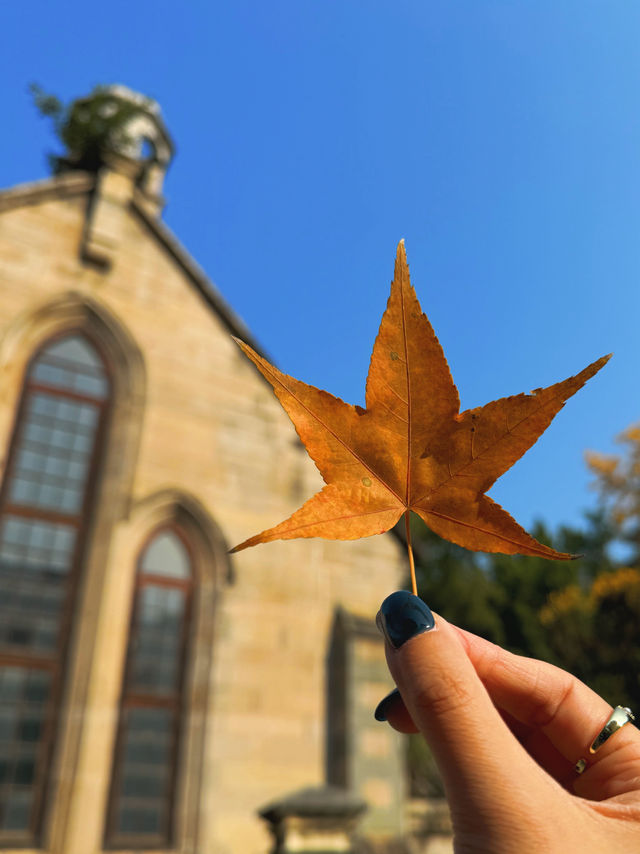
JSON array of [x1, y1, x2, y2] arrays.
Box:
[[405, 510, 417, 596]]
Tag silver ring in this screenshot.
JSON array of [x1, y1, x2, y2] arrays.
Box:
[[575, 706, 635, 774]]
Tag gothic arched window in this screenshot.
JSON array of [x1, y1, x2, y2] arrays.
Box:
[[0, 333, 110, 844], [105, 528, 193, 848]]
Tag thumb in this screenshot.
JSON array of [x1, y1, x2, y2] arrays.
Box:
[[376, 592, 565, 835]]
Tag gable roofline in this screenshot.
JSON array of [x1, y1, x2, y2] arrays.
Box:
[[0, 173, 270, 361], [129, 192, 268, 359]]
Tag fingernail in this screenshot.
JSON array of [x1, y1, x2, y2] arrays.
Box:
[[374, 687, 401, 722], [376, 590, 435, 648]]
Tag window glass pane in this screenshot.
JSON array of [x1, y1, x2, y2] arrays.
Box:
[[30, 336, 109, 400], [53, 527, 75, 553], [8, 388, 100, 516], [15, 449, 42, 473], [25, 670, 50, 703], [18, 716, 42, 743], [121, 769, 167, 798], [2, 518, 29, 546], [32, 362, 72, 390], [0, 667, 26, 700], [23, 420, 49, 445], [0, 666, 51, 834], [14, 758, 36, 784], [67, 459, 87, 480], [74, 373, 109, 398], [123, 730, 170, 765], [112, 707, 172, 838], [2, 790, 33, 832], [0, 517, 76, 655], [130, 659, 178, 695], [77, 405, 98, 428], [128, 586, 185, 695], [30, 395, 55, 417], [41, 336, 102, 370], [0, 516, 76, 566], [117, 804, 163, 835], [140, 532, 190, 579], [9, 479, 37, 505]]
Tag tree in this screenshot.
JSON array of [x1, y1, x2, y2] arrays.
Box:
[[586, 423, 640, 563], [30, 83, 151, 174], [540, 567, 640, 709], [411, 516, 593, 660], [410, 515, 506, 646], [555, 507, 617, 582]]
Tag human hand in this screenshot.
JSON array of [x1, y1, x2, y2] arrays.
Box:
[[374, 591, 640, 854]]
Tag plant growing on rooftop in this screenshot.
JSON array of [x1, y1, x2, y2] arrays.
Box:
[[30, 83, 151, 174]]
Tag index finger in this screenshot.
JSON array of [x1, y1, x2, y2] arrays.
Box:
[[455, 625, 640, 798]]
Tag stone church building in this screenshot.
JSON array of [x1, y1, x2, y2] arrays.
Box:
[[0, 88, 412, 853]]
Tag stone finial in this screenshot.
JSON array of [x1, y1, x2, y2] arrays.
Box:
[[103, 85, 173, 200], [69, 85, 174, 203], [259, 785, 367, 854]]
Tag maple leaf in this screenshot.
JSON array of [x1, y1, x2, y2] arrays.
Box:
[[231, 242, 609, 589]]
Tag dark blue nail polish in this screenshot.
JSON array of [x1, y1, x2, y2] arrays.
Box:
[[376, 590, 435, 648], [375, 687, 401, 722]]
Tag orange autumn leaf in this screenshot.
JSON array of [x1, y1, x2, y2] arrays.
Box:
[[231, 242, 609, 560]]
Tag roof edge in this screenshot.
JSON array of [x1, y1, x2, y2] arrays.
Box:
[[130, 194, 272, 361]]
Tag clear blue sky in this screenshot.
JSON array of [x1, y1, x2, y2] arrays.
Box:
[[2, 1, 639, 535]]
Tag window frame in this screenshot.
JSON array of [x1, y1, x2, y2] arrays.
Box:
[[0, 330, 112, 845], [104, 525, 194, 850]]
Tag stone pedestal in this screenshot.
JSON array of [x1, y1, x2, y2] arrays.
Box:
[[259, 785, 367, 854]]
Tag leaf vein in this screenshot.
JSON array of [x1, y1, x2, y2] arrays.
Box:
[[376, 395, 409, 424], [413, 387, 573, 504], [382, 379, 409, 406], [422, 508, 557, 558], [257, 359, 404, 504], [400, 278, 412, 506], [276, 505, 400, 535]]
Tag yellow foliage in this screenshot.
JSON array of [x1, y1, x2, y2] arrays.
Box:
[[622, 426, 640, 443], [540, 568, 640, 626], [591, 567, 640, 601], [540, 585, 588, 625], [612, 509, 627, 527], [586, 421, 640, 535], [584, 451, 619, 477]]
